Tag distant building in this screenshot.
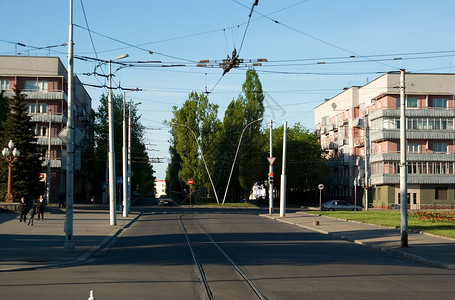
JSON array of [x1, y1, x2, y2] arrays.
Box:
[[155, 180, 166, 198], [314, 72, 455, 209], [0, 56, 93, 202]]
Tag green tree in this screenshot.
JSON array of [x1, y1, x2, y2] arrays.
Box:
[[168, 91, 221, 199], [268, 123, 327, 192], [93, 93, 154, 197], [0, 85, 45, 201]]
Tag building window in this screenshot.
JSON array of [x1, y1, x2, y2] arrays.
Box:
[[431, 98, 447, 108], [408, 143, 419, 153], [25, 80, 48, 91], [26, 103, 36, 113], [435, 187, 448, 200], [432, 143, 448, 153], [38, 103, 47, 113], [0, 79, 10, 90], [407, 98, 418, 108]]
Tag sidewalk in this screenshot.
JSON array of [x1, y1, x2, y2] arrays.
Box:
[[262, 211, 455, 270], [0, 204, 140, 272]]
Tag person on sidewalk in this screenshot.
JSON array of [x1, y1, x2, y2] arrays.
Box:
[[58, 192, 65, 208], [36, 195, 45, 221], [19, 197, 28, 223], [27, 205, 36, 226]]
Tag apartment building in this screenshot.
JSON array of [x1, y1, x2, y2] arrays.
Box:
[[314, 72, 455, 209], [0, 56, 93, 202]]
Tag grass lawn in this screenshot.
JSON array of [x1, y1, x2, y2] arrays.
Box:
[[305, 210, 455, 239]]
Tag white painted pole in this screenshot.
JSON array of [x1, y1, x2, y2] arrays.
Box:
[[127, 105, 132, 215], [64, 0, 75, 252], [400, 69, 408, 247], [269, 120, 273, 214], [122, 92, 128, 217], [280, 121, 287, 217], [46, 108, 52, 204], [364, 113, 370, 211], [108, 60, 117, 226]]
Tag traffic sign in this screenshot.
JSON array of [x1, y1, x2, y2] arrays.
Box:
[[318, 183, 324, 190], [116, 176, 123, 185], [102, 183, 108, 190], [188, 179, 193, 185], [267, 157, 276, 165]]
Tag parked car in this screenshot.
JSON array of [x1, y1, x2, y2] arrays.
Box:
[[158, 195, 173, 206], [321, 200, 362, 211]]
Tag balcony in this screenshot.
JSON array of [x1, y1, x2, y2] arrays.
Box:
[[4, 90, 67, 102], [41, 159, 62, 168], [370, 129, 455, 142], [352, 118, 363, 128], [36, 137, 64, 146], [370, 152, 455, 163], [370, 108, 455, 121], [30, 114, 67, 124], [371, 174, 455, 185]]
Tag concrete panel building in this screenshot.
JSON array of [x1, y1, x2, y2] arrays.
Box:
[[314, 72, 455, 209], [0, 56, 93, 202]]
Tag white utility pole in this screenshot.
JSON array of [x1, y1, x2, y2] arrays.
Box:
[[400, 69, 408, 247], [364, 113, 370, 211], [46, 108, 52, 205], [122, 92, 128, 217], [108, 60, 116, 225], [269, 120, 273, 214], [64, 0, 75, 252], [280, 121, 287, 217]]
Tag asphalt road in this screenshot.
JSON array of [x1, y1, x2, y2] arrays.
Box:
[[2, 201, 455, 299]]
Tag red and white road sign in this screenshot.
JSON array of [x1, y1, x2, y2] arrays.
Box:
[[188, 179, 194, 185], [318, 184, 324, 190], [267, 157, 276, 165]]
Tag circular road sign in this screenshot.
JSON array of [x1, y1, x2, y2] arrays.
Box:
[[188, 179, 194, 185], [318, 183, 324, 190]]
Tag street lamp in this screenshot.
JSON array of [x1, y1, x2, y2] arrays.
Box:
[[108, 53, 129, 226], [222, 117, 263, 205], [171, 123, 220, 205], [123, 91, 140, 217], [127, 101, 141, 216], [2, 140, 20, 202]]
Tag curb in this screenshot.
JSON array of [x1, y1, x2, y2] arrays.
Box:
[[0, 212, 142, 272], [261, 214, 455, 271]]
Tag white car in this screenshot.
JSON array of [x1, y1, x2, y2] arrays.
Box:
[[321, 200, 362, 211]]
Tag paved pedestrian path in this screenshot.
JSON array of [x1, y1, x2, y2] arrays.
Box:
[[0, 204, 139, 272], [262, 211, 455, 270]]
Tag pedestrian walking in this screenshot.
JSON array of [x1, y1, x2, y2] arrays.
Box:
[[36, 194, 45, 221], [27, 205, 36, 226], [19, 197, 28, 223], [58, 192, 65, 208]]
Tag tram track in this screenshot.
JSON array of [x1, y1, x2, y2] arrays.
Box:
[[179, 214, 267, 300]]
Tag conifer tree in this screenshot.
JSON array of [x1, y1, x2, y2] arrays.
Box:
[[0, 85, 45, 202]]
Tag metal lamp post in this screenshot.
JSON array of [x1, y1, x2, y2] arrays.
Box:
[[2, 140, 20, 202], [46, 108, 52, 204], [127, 101, 141, 216], [222, 117, 263, 205], [123, 92, 140, 217], [108, 53, 128, 226]]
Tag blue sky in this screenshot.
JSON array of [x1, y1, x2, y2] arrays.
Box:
[[1, 0, 454, 179]]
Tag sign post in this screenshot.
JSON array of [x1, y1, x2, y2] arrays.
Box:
[[188, 179, 193, 205], [318, 184, 324, 210]]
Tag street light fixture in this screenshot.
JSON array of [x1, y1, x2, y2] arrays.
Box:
[[108, 53, 128, 226], [2, 140, 20, 202], [171, 123, 220, 205], [222, 117, 263, 205]]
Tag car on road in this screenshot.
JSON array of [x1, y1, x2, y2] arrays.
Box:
[[158, 195, 173, 206], [321, 200, 362, 211]]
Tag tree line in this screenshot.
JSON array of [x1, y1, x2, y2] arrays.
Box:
[[165, 69, 327, 205]]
